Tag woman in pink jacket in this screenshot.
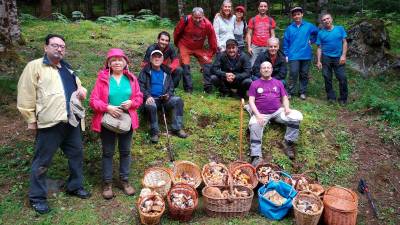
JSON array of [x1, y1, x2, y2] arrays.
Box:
[[90, 48, 143, 199]]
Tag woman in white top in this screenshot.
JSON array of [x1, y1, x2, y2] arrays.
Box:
[[213, 0, 236, 52]]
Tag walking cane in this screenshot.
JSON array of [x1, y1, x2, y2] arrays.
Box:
[[239, 98, 245, 161], [161, 102, 175, 162]]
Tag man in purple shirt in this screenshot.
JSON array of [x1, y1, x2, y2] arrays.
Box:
[[248, 61, 302, 165]]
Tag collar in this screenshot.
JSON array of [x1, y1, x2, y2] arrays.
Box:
[[42, 54, 71, 69]]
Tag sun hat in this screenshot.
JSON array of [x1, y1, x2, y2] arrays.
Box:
[[150, 50, 163, 57], [105, 48, 129, 66], [280, 109, 303, 121]]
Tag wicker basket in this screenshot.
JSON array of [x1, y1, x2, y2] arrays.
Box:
[[228, 161, 258, 189], [142, 167, 172, 197], [293, 191, 324, 225], [323, 186, 358, 225], [171, 160, 202, 188], [255, 161, 283, 184], [291, 171, 319, 189], [167, 183, 199, 222], [202, 185, 254, 217], [137, 194, 165, 225], [202, 162, 230, 186]]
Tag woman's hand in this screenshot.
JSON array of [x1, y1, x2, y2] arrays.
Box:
[[107, 105, 123, 118], [120, 100, 132, 110]]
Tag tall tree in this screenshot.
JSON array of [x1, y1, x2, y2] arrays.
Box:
[[107, 0, 121, 16], [85, 0, 94, 19], [0, 0, 21, 52], [160, 0, 167, 17], [177, 0, 184, 17], [317, 0, 328, 24], [39, 0, 52, 19]]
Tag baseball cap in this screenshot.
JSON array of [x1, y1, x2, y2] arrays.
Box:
[[226, 39, 238, 47], [291, 6, 303, 14], [150, 50, 163, 57], [235, 6, 245, 13]]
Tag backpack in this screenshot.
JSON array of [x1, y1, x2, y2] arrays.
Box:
[[174, 15, 189, 46]]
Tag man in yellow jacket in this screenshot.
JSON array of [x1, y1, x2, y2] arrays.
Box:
[[17, 34, 91, 214]]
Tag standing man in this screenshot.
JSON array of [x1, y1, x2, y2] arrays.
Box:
[[252, 37, 287, 84], [283, 7, 318, 100], [17, 34, 91, 214], [139, 50, 189, 143], [141, 31, 183, 89], [209, 39, 252, 98], [173, 7, 218, 93], [248, 61, 302, 166], [316, 13, 348, 105], [246, 0, 276, 66]]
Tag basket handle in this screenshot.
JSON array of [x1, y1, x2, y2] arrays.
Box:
[[276, 171, 296, 198]]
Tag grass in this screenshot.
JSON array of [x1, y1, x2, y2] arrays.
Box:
[[0, 15, 399, 224]]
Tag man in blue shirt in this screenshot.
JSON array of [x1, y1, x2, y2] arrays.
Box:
[[283, 7, 318, 100], [316, 13, 348, 105]]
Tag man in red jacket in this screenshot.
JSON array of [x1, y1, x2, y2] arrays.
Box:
[[173, 7, 218, 93]]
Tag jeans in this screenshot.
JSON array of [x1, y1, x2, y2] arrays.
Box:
[[144, 96, 184, 135], [210, 75, 252, 98], [322, 54, 348, 102], [250, 44, 267, 67], [29, 122, 84, 203], [248, 108, 301, 157], [288, 60, 311, 95], [100, 126, 133, 182]]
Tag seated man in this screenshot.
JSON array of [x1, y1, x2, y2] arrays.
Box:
[[141, 31, 183, 89], [139, 50, 188, 143], [248, 61, 302, 165], [209, 39, 252, 98], [251, 37, 287, 85]]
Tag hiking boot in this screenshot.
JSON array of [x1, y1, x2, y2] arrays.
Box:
[[150, 134, 159, 143], [300, 94, 307, 100], [282, 140, 295, 160], [172, 130, 188, 138], [120, 180, 136, 196], [251, 156, 263, 167], [339, 100, 347, 106], [30, 201, 50, 214], [102, 183, 114, 200]]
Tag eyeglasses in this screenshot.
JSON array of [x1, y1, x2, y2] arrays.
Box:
[[49, 43, 66, 50]]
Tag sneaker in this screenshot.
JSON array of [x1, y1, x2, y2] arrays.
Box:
[[102, 182, 114, 200], [120, 180, 136, 196], [251, 156, 263, 167], [300, 94, 306, 100], [66, 187, 91, 199], [282, 140, 295, 160], [339, 100, 347, 106], [30, 201, 50, 214], [172, 130, 188, 138], [150, 134, 159, 143]]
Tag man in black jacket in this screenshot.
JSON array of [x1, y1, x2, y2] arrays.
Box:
[[138, 50, 188, 143], [252, 37, 287, 86], [209, 39, 252, 98]]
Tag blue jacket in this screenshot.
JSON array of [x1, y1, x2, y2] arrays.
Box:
[[283, 21, 318, 60]]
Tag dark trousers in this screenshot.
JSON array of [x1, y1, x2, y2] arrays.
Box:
[[210, 75, 252, 98], [322, 54, 348, 102], [100, 126, 133, 183], [288, 60, 311, 95], [144, 96, 184, 135], [172, 67, 183, 89], [29, 122, 84, 203]]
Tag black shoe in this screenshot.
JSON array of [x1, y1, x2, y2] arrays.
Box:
[[172, 130, 188, 138], [30, 201, 50, 214], [66, 188, 91, 199], [150, 134, 159, 143], [282, 140, 295, 160], [339, 100, 347, 106]]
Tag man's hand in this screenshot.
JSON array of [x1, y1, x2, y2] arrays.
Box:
[[339, 55, 346, 65], [316, 61, 322, 70], [284, 107, 292, 116], [247, 47, 253, 56], [77, 86, 87, 100], [146, 97, 155, 105], [120, 100, 132, 110], [255, 114, 265, 126], [107, 105, 123, 118], [285, 56, 289, 63], [160, 93, 170, 102], [27, 122, 37, 130]]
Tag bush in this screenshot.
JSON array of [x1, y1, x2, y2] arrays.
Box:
[[19, 13, 37, 23], [51, 12, 70, 23]]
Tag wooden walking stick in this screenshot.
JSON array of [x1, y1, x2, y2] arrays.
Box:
[[239, 98, 245, 161]]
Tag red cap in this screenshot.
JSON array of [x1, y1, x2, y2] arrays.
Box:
[[235, 5, 245, 13]]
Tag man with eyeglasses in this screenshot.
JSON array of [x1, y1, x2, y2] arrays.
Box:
[[17, 34, 91, 214]]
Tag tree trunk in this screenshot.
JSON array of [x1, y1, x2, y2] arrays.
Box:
[[85, 0, 94, 18], [177, 0, 184, 17], [0, 0, 21, 52], [160, 0, 167, 17], [302, 0, 307, 11], [108, 0, 121, 16], [39, 0, 52, 19], [317, 0, 329, 19]]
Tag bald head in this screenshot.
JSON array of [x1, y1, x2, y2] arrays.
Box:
[[260, 61, 273, 80]]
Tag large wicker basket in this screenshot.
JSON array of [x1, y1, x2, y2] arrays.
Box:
[[228, 161, 258, 189], [293, 191, 324, 225], [142, 167, 172, 197], [202, 162, 230, 186], [323, 186, 358, 225], [202, 185, 254, 217], [171, 160, 202, 188], [137, 193, 165, 225], [167, 183, 199, 222]]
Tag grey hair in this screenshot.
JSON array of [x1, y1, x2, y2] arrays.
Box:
[[192, 7, 204, 15], [268, 37, 279, 45], [320, 13, 332, 21]]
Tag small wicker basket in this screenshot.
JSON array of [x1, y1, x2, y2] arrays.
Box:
[[255, 161, 283, 184], [228, 161, 258, 189], [137, 193, 165, 225], [167, 183, 198, 222], [142, 167, 172, 197], [171, 160, 202, 188], [202, 162, 230, 186], [293, 191, 324, 225]]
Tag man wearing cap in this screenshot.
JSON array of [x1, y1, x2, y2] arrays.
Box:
[[252, 37, 287, 85], [209, 39, 252, 98], [141, 31, 183, 90], [139, 50, 189, 143], [316, 13, 348, 105], [248, 61, 302, 165], [17, 34, 91, 214], [246, 1, 276, 66], [173, 7, 218, 93], [283, 6, 318, 100]]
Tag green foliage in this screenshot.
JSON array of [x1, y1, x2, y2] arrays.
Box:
[[138, 9, 153, 16], [71, 11, 85, 21], [51, 12, 70, 23], [19, 13, 38, 23]]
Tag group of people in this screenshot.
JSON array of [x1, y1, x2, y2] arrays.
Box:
[[16, 0, 348, 214]]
